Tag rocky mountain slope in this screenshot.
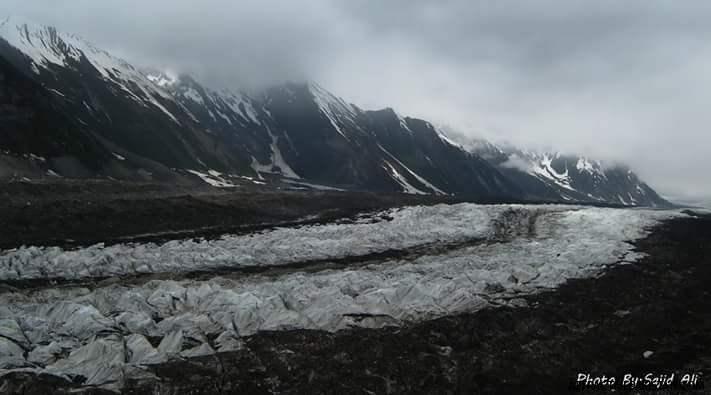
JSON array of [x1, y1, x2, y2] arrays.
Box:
[[0, 17, 669, 206], [455, 136, 669, 206]]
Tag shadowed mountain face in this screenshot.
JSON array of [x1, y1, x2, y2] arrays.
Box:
[[0, 17, 669, 205], [0, 55, 108, 178]]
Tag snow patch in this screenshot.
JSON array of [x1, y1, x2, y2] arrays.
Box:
[[381, 160, 427, 195], [145, 71, 177, 88], [310, 83, 357, 140], [378, 144, 444, 194], [186, 169, 236, 188], [283, 179, 345, 191], [250, 129, 300, 179]]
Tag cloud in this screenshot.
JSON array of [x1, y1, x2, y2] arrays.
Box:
[[1, 0, 710, 199], [500, 155, 533, 173]]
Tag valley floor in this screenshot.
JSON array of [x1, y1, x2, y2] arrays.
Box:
[[0, 181, 708, 394], [0, 179, 472, 250], [0, 179, 634, 251]]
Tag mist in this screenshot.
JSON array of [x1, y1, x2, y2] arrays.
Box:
[[1, 0, 710, 200]]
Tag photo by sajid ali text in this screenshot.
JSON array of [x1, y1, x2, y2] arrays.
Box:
[[571, 372, 703, 391]]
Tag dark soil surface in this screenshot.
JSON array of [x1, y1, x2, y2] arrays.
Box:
[[0, 179, 472, 250], [4, 212, 709, 394]]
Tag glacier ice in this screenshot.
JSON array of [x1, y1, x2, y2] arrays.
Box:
[[0, 203, 516, 281], [0, 203, 686, 390]]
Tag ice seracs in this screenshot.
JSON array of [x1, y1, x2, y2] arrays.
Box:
[[0, 203, 500, 281], [0, 205, 687, 390]]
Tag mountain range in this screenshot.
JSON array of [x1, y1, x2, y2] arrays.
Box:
[[0, 17, 670, 206]]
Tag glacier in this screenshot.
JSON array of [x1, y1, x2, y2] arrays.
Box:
[[0, 203, 686, 390], [0, 203, 522, 281]]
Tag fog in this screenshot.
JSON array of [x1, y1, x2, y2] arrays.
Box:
[[2, 1, 710, 200]]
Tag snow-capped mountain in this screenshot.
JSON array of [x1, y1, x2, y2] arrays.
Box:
[[0, 16, 247, 178], [451, 134, 669, 206], [0, 17, 670, 205]]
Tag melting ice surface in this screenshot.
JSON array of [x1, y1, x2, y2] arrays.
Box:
[[0, 203, 685, 390], [0, 203, 506, 281]]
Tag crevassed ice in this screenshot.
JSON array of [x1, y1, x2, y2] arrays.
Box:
[[0, 205, 685, 390], [0, 203, 536, 281]]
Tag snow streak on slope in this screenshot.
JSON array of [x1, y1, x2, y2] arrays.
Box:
[[394, 110, 413, 134], [576, 157, 605, 177], [221, 89, 262, 126], [310, 82, 359, 140], [250, 129, 300, 179], [0, 205, 684, 390], [381, 160, 428, 195], [530, 153, 574, 191], [378, 144, 445, 195], [498, 150, 577, 192], [186, 170, 237, 188], [436, 128, 467, 149]]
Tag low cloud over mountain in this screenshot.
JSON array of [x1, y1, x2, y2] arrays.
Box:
[[1, 1, 710, 201]]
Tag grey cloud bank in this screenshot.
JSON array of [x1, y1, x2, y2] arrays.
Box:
[[1, 0, 709, 201]]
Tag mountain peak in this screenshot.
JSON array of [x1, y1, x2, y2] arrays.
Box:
[[0, 16, 136, 78], [1, 15, 48, 31], [441, 132, 669, 206]]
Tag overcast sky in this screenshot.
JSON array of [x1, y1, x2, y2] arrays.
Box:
[[2, 0, 710, 200]]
